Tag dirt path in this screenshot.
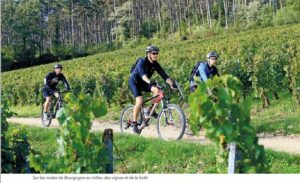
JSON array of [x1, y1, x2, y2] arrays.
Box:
[[7, 117, 300, 155]]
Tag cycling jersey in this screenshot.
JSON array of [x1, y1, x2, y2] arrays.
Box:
[[42, 71, 70, 98], [129, 57, 170, 97], [197, 62, 219, 82], [190, 62, 219, 92]]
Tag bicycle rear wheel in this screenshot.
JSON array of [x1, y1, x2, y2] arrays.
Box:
[[157, 104, 186, 141], [120, 105, 143, 134]]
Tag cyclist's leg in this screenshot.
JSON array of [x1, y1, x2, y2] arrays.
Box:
[[150, 86, 160, 98], [52, 91, 61, 109], [133, 96, 143, 122], [147, 85, 160, 118], [149, 86, 160, 107], [129, 78, 144, 133], [129, 78, 144, 121], [44, 97, 51, 112], [53, 91, 59, 98], [140, 82, 159, 103], [43, 88, 52, 113]]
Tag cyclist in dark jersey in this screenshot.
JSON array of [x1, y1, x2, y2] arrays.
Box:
[[129, 45, 177, 133], [42, 64, 70, 119]]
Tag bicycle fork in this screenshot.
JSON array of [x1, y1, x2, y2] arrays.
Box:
[[161, 101, 175, 126]]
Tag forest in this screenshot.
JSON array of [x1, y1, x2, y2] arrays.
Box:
[[1, 0, 300, 71]]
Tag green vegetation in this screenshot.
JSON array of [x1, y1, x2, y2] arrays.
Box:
[[10, 92, 300, 136], [10, 105, 40, 118], [1, 100, 30, 173], [9, 103, 121, 122], [7, 124, 300, 173], [5, 24, 300, 139], [2, 1, 300, 174], [251, 92, 300, 135], [29, 93, 109, 173], [189, 75, 268, 173], [2, 0, 300, 71], [2, 24, 300, 109]]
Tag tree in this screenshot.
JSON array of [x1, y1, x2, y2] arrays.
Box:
[[109, 1, 134, 42]]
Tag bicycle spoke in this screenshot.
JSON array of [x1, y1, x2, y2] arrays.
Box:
[[157, 104, 186, 141], [120, 106, 141, 135]]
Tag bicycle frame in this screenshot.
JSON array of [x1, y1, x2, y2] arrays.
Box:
[[41, 90, 70, 127], [139, 84, 178, 131], [48, 91, 68, 117], [53, 94, 63, 115], [142, 80, 185, 110], [141, 86, 168, 117]]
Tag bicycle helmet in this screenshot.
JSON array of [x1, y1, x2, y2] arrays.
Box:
[[145, 45, 160, 54], [54, 64, 63, 69], [207, 51, 219, 59]]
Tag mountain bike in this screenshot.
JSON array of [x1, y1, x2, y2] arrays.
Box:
[[41, 90, 69, 127], [120, 82, 186, 141]]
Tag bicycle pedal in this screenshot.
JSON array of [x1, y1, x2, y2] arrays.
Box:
[[141, 123, 149, 129]]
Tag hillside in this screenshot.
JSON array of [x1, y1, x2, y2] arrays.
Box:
[[2, 23, 300, 108]]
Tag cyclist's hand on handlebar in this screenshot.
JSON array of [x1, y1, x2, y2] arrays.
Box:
[[170, 83, 178, 91]]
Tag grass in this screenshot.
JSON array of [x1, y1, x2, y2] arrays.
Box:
[[7, 124, 300, 173], [10, 104, 41, 118], [10, 91, 300, 135], [7, 124, 58, 157], [251, 92, 300, 135], [266, 150, 300, 173], [10, 103, 122, 122]]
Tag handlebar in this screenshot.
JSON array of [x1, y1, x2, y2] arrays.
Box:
[[156, 83, 167, 90], [154, 81, 185, 100]]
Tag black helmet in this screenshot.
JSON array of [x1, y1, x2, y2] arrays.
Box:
[[145, 45, 159, 54], [207, 51, 219, 59], [54, 64, 62, 69]]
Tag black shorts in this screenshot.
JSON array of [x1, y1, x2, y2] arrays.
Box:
[[42, 87, 57, 98], [129, 77, 151, 98]]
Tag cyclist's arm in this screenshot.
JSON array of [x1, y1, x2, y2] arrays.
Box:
[[142, 75, 151, 84], [155, 63, 176, 87], [166, 78, 173, 86], [61, 75, 71, 90], [155, 62, 170, 82], [198, 63, 208, 82]]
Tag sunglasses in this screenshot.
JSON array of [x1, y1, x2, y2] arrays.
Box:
[[151, 52, 159, 55]]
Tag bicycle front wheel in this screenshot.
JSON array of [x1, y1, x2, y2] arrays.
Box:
[[157, 104, 186, 141]]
